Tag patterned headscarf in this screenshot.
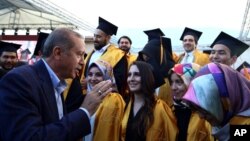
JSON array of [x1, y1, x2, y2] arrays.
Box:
[[87, 60, 116, 91], [182, 63, 250, 125], [170, 63, 201, 86]]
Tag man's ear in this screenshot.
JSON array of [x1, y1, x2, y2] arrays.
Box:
[[230, 55, 237, 65], [106, 35, 111, 41], [52, 46, 62, 60]]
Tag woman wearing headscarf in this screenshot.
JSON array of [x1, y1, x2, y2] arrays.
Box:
[[83, 60, 125, 141], [169, 63, 213, 141], [120, 61, 178, 141], [182, 62, 250, 141]]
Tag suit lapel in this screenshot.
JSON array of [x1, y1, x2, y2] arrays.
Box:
[[33, 60, 59, 120], [61, 94, 67, 115]]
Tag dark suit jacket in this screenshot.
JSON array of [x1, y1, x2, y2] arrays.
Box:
[[0, 68, 7, 79], [0, 60, 90, 141]]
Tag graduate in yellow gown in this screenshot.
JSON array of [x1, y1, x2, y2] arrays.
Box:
[[120, 61, 178, 141], [83, 60, 125, 141], [182, 63, 250, 141], [169, 63, 213, 141], [177, 27, 210, 66], [83, 17, 128, 98], [117, 35, 137, 68]]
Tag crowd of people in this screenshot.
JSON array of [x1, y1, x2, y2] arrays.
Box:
[[0, 16, 250, 141]]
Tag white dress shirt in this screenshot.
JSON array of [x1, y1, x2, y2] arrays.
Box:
[[181, 51, 194, 64], [88, 44, 110, 67]]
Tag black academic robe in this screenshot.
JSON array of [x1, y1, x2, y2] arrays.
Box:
[[174, 102, 192, 141], [125, 101, 146, 141]]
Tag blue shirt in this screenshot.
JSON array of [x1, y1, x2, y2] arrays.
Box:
[[42, 59, 90, 119]]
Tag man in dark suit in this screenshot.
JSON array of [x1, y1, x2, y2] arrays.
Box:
[[0, 28, 112, 141]]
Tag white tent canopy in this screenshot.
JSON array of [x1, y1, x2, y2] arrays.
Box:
[[0, 0, 94, 33]]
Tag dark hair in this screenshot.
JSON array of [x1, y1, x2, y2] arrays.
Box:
[[129, 61, 156, 137], [167, 69, 174, 84], [42, 28, 83, 57], [117, 35, 132, 44], [167, 69, 185, 87]]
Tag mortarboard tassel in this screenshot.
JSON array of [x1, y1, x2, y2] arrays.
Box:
[[160, 37, 163, 65]]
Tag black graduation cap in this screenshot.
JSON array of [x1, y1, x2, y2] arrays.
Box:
[[0, 41, 21, 54], [162, 37, 172, 56], [236, 61, 250, 72], [203, 49, 212, 55], [21, 48, 31, 54], [97, 17, 118, 35], [144, 28, 165, 41], [180, 27, 202, 42], [137, 37, 174, 88], [20, 48, 31, 61], [137, 39, 165, 88], [33, 32, 49, 56], [162, 37, 175, 69], [210, 31, 249, 57]]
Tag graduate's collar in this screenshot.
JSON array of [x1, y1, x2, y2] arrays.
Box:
[[94, 43, 110, 52], [185, 50, 194, 56]]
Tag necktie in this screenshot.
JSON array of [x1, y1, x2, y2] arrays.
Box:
[[183, 54, 189, 64]]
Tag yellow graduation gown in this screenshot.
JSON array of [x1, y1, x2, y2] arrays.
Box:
[[157, 78, 173, 107], [172, 52, 179, 63], [126, 53, 137, 67], [230, 116, 250, 125], [93, 93, 125, 141], [63, 79, 74, 100], [98, 45, 126, 67], [83, 44, 125, 79], [177, 49, 210, 66], [187, 112, 214, 141], [121, 99, 178, 141]]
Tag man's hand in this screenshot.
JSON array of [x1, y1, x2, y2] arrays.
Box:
[[80, 79, 87, 90], [81, 80, 112, 116]]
